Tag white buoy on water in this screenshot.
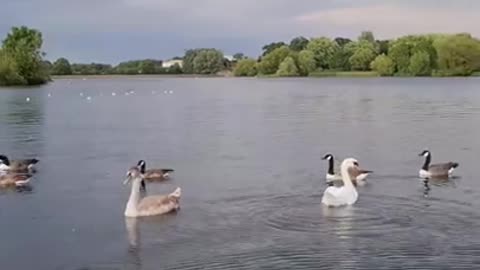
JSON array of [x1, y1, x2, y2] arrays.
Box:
[[26, 97, 30, 102], [47, 93, 52, 97], [112, 92, 116, 96], [86, 96, 92, 101], [168, 90, 173, 94], [80, 92, 84, 97]]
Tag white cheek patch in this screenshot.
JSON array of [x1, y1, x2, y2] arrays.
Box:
[[0, 164, 10, 170]]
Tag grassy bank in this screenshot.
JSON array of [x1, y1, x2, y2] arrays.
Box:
[[309, 71, 379, 77], [51, 74, 227, 80]]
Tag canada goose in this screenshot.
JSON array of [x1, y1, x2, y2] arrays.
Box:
[[322, 154, 372, 186], [418, 150, 458, 179], [124, 166, 181, 217], [137, 160, 174, 191], [0, 155, 39, 173], [0, 173, 31, 188], [322, 158, 363, 207]]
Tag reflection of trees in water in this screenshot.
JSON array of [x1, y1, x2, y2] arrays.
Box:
[[0, 90, 44, 155]]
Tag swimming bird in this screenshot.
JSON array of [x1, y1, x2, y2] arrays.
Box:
[[0, 155, 39, 173], [0, 173, 31, 188], [124, 166, 181, 217], [137, 160, 174, 191], [321, 158, 364, 207], [418, 150, 458, 179], [322, 154, 372, 186]]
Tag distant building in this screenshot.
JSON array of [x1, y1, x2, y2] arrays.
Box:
[[162, 59, 183, 68]]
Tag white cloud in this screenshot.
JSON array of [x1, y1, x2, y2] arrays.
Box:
[[295, 4, 480, 39]]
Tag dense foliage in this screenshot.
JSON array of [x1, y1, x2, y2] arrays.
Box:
[[234, 31, 480, 77], [0, 26, 50, 85]]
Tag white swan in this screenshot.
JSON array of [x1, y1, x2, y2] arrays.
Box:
[[124, 166, 181, 217], [321, 158, 362, 207]]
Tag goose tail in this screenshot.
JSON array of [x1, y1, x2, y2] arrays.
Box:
[[451, 163, 459, 169]]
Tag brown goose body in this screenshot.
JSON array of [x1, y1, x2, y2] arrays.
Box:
[[0, 155, 39, 173], [0, 173, 31, 187]]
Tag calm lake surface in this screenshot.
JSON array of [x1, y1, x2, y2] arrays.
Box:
[[1, 77, 480, 269]]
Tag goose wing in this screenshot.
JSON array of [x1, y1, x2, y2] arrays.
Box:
[[137, 195, 178, 216], [144, 168, 174, 179], [348, 167, 372, 179], [429, 162, 458, 176]]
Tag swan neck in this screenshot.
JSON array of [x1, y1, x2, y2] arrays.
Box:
[[341, 165, 355, 188]]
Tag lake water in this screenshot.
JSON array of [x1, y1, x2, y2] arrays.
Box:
[[1, 77, 480, 269]]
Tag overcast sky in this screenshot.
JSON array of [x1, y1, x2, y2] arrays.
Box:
[[1, 0, 478, 64]]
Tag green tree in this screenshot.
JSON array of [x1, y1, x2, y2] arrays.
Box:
[[166, 63, 183, 74], [389, 35, 436, 75], [334, 37, 352, 47], [370, 54, 394, 76], [408, 51, 431, 76], [233, 53, 245, 60], [289, 36, 309, 51], [306, 37, 338, 69], [139, 60, 155, 74], [192, 49, 224, 74], [348, 41, 377, 71], [182, 49, 200, 74], [233, 59, 257, 76], [358, 31, 375, 44], [2, 26, 50, 84], [434, 34, 480, 76], [276, 56, 299, 76], [376, 40, 390, 55], [262, 42, 286, 56], [297, 50, 316, 75], [51, 57, 72, 75], [257, 46, 291, 75], [0, 49, 25, 85]]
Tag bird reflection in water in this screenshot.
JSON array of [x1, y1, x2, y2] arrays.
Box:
[[125, 217, 142, 268]]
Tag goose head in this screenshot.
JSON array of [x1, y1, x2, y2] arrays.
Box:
[[322, 154, 334, 161], [419, 150, 431, 157], [0, 155, 10, 166], [136, 160, 146, 173], [124, 166, 143, 185]]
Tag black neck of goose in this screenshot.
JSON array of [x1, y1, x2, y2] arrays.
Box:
[[327, 158, 334, 174], [422, 154, 431, 170], [140, 164, 146, 173], [0, 156, 10, 166]]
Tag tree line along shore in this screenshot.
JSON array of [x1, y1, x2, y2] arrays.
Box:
[[1, 26, 480, 86]]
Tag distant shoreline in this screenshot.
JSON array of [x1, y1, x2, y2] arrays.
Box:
[[52, 71, 480, 80]]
